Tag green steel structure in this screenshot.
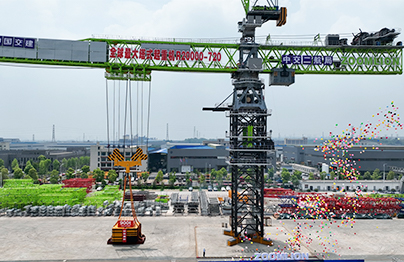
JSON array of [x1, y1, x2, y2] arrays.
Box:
[[0, 39, 401, 81]]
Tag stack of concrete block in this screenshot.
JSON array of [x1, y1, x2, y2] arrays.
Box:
[[64, 204, 72, 216], [87, 205, 96, 216], [55, 206, 65, 217], [71, 204, 81, 216], [78, 206, 87, 216], [208, 197, 221, 216], [222, 203, 232, 215], [39, 205, 47, 216], [171, 193, 185, 214], [47, 206, 55, 216], [155, 206, 161, 216], [97, 207, 104, 216], [30, 206, 39, 217]]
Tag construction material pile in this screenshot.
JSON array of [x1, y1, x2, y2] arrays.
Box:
[[188, 191, 199, 214], [199, 191, 209, 216]]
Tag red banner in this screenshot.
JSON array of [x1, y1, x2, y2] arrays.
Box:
[[118, 220, 134, 228]]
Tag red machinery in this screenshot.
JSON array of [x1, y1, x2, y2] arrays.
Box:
[[270, 189, 401, 216], [62, 178, 95, 193]]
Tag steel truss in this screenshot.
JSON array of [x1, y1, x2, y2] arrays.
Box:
[[228, 109, 274, 243]]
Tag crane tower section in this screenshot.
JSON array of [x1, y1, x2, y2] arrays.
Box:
[[225, 3, 281, 246]]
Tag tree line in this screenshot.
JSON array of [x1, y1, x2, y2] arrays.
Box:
[[0, 156, 90, 184]]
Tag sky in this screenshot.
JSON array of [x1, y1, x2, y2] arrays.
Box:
[[0, 0, 403, 142]]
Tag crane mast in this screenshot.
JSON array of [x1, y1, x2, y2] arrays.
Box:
[[225, 2, 283, 246]]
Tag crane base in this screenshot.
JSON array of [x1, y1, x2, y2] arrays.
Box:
[[224, 230, 273, 246]]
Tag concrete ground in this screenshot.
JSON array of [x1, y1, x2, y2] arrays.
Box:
[[1, 215, 404, 262], [1, 190, 404, 261]]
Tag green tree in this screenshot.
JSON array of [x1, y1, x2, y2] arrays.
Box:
[[93, 168, 105, 183], [79, 156, 90, 167], [198, 174, 206, 187], [50, 169, 59, 184], [387, 170, 396, 180], [168, 173, 176, 188], [330, 171, 336, 180], [185, 172, 191, 186], [52, 159, 60, 172], [267, 168, 275, 180], [44, 159, 51, 172], [38, 155, 46, 162], [371, 168, 381, 180], [13, 168, 24, 179], [66, 168, 75, 179], [210, 169, 217, 182], [156, 170, 164, 184], [215, 171, 223, 187], [11, 159, 19, 171], [107, 170, 118, 183], [141, 172, 149, 183], [38, 160, 47, 176], [363, 171, 371, 180], [308, 172, 315, 180], [28, 168, 38, 182], [67, 157, 78, 170], [319, 171, 327, 180], [219, 167, 227, 177], [281, 168, 291, 183], [24, 160, 34, 175], [0, 159, 4, 168], [61, 158, 68, 172], [80, 172, 88, 179], [293, 170, 302, 180], [81, 165, 90, 174], [291, 175, 300, 187], [1, 167, 9, 180]]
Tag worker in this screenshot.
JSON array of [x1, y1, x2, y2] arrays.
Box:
[[203, 248, 205, 257]]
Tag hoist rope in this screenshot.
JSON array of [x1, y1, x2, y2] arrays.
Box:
[[146, 81, 152, 150], [118, 81, 121, 146], [113, 81, 115, 145], [129, 79, 133, 152], [141, 81, 144, 146], [137, 82, 139, 146], [123, 79, 130, 149], [105, 79, 110, 148]]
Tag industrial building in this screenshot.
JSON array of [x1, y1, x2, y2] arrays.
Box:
[[0, 139, 89, 170], [300, 178, 404, 193], [283, 144, 404, 174]]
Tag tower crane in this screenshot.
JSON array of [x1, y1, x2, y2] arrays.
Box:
[[0, 0, 402, 246]]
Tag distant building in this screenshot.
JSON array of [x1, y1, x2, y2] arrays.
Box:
[[166, 144, 228, 173], [0, 142, 10, 151], [284, 137, 308, 145], [90, 144, 147, 173], [300, 178, 404, 193], [283, 145, 404, 174]]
